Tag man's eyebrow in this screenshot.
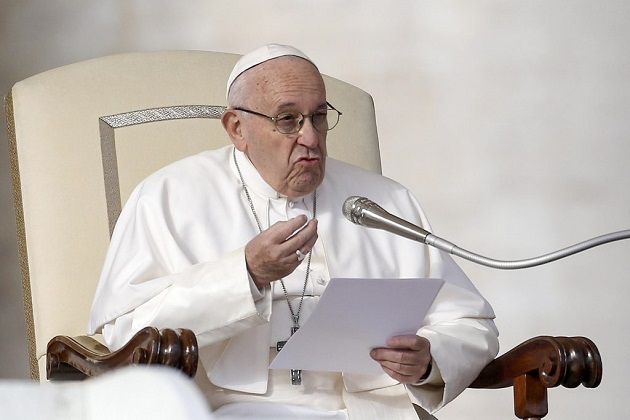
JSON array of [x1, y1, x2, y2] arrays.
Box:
[[275, 101, 328, 113], [275, 102, 298, 112]]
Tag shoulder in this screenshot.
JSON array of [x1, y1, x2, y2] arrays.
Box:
[[325, 157, 411, 197], [135, 145, 233, 194], [323, 157, 425, 222]]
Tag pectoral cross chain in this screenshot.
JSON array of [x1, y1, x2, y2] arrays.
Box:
[[276, 326, 301, 385]]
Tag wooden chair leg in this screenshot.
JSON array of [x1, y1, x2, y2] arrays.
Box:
[[514, 373, 548, 419]]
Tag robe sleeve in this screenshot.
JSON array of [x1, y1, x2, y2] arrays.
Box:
[[410, 317, 499, 413], [409, 250, 500, 414], [88, 174, 272, 350], [100, 247, 272, 350]]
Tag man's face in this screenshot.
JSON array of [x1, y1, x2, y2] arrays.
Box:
[[233, 57, 328, 198]]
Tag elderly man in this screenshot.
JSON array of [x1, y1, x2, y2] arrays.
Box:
[[89, 44, 499, 419]]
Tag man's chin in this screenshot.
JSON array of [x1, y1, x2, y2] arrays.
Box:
[[288, 173, 324, 197]]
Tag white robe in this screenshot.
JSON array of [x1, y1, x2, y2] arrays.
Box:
[[88, 145, 499, 418]]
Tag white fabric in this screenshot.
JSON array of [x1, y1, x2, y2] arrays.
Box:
[[214, 402, 348, 419], [0, 366, 214, 419], [226, 44, 314, 98], [88, 145, 499, 416]]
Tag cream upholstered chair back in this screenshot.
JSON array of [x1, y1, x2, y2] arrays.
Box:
[[6, 50, 381, 380]]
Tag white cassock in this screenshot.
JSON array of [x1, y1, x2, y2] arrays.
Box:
[[88, 145, 499, 419]]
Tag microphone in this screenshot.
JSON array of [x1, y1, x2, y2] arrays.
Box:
[[342, 196, 630, 270], [342, 196, 432, 243]]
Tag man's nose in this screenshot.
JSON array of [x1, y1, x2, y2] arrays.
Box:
[[296, 117, 320, 148]]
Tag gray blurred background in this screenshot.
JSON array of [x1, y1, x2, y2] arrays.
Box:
[[1, 1, 629, 418]]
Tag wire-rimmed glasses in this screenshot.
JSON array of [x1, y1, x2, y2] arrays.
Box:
[[233, 101, 342, 134]]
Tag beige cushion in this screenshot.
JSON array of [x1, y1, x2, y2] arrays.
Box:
[[7, 50, 381, 380]]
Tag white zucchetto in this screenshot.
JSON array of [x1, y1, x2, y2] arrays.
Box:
[[226, 44, 316, 98]]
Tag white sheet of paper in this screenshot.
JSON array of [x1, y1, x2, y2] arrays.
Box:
[[269, 277, 444, 375]]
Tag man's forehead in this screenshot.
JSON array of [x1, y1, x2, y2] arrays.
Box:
[[226, 44, 316, 98], [250, 59, 326, 110]]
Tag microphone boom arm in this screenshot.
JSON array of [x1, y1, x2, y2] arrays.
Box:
[[425, 230, 630, 270]]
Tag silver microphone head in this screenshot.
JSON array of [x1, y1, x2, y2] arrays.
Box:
[[342, 195, 431, 243], [342, 196, 375, 225]]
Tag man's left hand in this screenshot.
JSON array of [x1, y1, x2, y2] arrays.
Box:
[[370, 335, 431, 384]]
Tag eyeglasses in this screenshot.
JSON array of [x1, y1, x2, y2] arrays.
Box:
[[233, 102, 342, 134]]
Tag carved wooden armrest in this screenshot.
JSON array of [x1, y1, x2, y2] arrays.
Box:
[[469, 336, 602, 419], [47, 327, 198, 380]]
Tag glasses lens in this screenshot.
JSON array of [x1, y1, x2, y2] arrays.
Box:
[[275, 113, 299, 134], [274, 108, 341, 133], [325, 109, 340, 131], [311, 110, 330, 132]]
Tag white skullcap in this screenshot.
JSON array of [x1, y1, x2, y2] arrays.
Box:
[[226, 44, 316, 98]]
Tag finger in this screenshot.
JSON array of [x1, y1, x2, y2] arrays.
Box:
[[282, 219, 318, 253], [283, 215, 310, 240], [378, 360, 423, 377], [378, 364, 426, 385], [301, 227, 319, 251], [385, 335, 428, 351], [262, 215, 309, 245], [370, 347, 421, 366], [371, 347, 430, 384]]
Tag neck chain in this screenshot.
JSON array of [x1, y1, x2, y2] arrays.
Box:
[[233, 147, 316, 331]]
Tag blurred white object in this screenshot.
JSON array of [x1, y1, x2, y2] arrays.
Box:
[[0, 366, 214, 419]]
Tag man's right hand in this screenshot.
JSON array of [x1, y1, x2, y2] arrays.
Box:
[[245, 215, 318, 288]]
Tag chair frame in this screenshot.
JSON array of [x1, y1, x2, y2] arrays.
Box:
[[46, 331, 601, 420], [5, 91, 37, 378]]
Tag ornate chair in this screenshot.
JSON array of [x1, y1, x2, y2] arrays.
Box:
[[5, 51, 601, 419]]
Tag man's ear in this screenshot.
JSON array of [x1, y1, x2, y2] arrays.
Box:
[[221, 109, 247, 151]]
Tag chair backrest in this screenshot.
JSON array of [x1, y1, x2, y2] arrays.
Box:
[[5, 50, 381, 380]]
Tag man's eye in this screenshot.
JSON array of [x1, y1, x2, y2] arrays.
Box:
[[312, 111, 328, 124], [276, 114, 297, 122]]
